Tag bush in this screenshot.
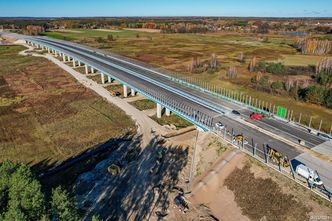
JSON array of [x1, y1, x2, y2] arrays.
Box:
[[258, 76, 270, 87], [316, 71, 332, 86], [254, 62, 287, 75], [271, 81, 284, 90], [325, 89, 332, 108], [266, 62, 287, 75], [303, 85, 325, 105]]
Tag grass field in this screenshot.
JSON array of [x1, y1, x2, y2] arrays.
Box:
[[130, 99, 156, 111], [151, 114, 192, 129], [42, 29, 332, 132], [0, 45, 135, 168]]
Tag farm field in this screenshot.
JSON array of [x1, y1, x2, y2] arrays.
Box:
[[0, 45, 135, 168], [42, 29, 332, 132]]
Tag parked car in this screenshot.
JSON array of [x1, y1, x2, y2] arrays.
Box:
[[215, 122, 225, 130]]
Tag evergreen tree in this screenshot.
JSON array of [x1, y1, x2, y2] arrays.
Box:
[[51, 186, 80, 221]]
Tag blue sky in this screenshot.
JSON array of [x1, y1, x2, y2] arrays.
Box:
[[1, 0, 331, 17]]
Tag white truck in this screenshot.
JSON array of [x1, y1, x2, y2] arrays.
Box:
[[295, 164, 323, 186]]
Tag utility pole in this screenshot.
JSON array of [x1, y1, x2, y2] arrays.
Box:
[[188, 129, 199, 192]]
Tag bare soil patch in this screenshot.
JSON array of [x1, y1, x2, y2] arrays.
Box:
[[224, 163, 311, 221]]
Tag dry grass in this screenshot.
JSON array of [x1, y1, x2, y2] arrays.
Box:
[[42, 30, 332, 132], [224, 164, 311, 221], [0, 45, 135, 168], [129, 99, 156, 111], [151, 114, 192, 129]]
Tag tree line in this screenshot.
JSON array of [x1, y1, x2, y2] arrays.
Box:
[[0, 161, 101, 221]]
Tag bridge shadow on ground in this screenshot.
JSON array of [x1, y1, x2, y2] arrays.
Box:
[[31, 133, 134, 192], [74, 135, 189, 221]]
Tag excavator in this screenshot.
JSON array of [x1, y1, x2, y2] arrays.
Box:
[[107, 147, 139, 175], [233, 134, 249, 145], [266, 144, 289, 168]]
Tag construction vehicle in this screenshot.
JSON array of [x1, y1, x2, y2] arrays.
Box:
[[266, 145, 289, 167], [233, 134, 248, 145], [173, 192, 189, 213], [110, 91, 121, 97], [250, 112, 264, 120], [107, 147, 139, 175], [107, 160, 127, 175]]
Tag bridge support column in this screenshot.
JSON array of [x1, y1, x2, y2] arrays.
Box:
[[72, 59, 76, 67], [157, 103, 162, 118], [78, 61, 82, 66], [131, 89, 135, 96], [123, 85, 128, 97], [165, 108, 171, 116], [108, 76, 112, 83], [101, 73, 105, 84], [91, 67, 95, 73], [47, 48, 51, 53], [54, 51, 58, 57], [85, 64, 89, 74]]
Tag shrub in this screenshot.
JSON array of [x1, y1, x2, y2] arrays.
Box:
[[303, 85, 325, 105], [324, 89, 332, 108], [271, 81, 284, 90], [266, 62, 287, 75]]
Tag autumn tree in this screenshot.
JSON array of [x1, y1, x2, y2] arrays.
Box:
[[297, 37, 332, 55], [188, 57, 202, 72], [23, 25, 45, 36], [238, 52, 245, 64], [227, 66, 237, 79], [210, 53, 218, 69], [248, 56, 256, 72]]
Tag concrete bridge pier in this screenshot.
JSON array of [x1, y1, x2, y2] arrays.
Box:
[[85, 64, 89, 74], [165, 108, 171, 116], [72, 59, 76, 67], [131, 89, 136, 96], [47, 48, 51, 53], [123, 85, 128, 97], [91, 67, 95, 73], [78, 61, 82, 66], [108, 76, 112, 83], [157, 103, 163, 118], [101, 73, 105, 84]]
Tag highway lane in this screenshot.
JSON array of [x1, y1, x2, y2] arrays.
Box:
[[26, 37, 304, 159]]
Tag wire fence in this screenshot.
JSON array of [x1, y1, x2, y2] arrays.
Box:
[[211, 124, 332, 202]]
